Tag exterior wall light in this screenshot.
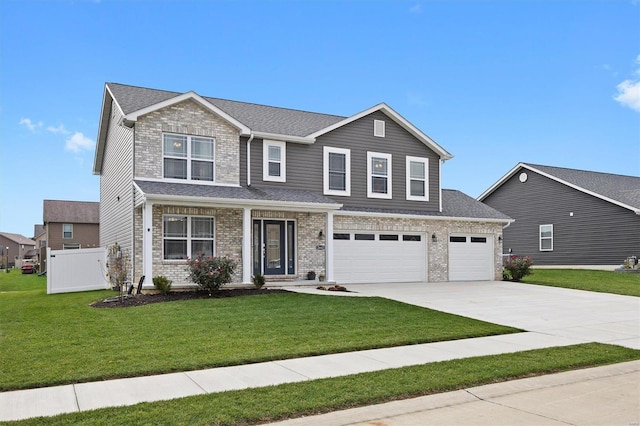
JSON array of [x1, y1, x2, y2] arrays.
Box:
[[431, 233, 437, 243]]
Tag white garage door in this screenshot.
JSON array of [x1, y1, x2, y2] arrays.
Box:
[[334, 232, 426, 283], [449, 235, 493, 281]]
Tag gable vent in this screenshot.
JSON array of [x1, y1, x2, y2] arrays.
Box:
[[374, 120, 385, 138]]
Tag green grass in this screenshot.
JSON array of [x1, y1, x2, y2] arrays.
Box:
[[7, 343, 639, 426], [0, 270, 520, 391], [523, 268, 640, 297]]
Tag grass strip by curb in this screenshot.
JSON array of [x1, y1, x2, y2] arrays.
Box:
[[7, 343, 639, 426]]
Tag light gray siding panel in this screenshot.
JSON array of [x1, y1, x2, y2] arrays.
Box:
[[99, 101, 134, 257], [245, 111, 441, 211], [483, 169, 640, 265]]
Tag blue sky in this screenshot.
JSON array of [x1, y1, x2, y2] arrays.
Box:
[[1, 0, 638, 238]]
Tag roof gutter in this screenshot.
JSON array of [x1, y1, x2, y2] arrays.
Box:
[[253, 131, 315, 144]]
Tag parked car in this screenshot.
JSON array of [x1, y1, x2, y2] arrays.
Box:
[[21, 259, 36, 274]]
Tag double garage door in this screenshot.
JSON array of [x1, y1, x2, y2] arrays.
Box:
[[334, 232, 494, 283], [334, 232, 426, 283]]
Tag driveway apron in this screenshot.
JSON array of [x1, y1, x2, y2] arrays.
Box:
[[345, 281, 640, 349]]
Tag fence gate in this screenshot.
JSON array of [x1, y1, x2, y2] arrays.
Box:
[[47, 247, 108, 294]]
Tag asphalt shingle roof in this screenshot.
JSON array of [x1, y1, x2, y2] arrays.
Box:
[[43, 200, 100, 224], [108, 83, 345, 137], [135, 182, 507, 220], [134, 181, 341, 206], [341, 190, 512, 221], [524, 163, 640, 210]]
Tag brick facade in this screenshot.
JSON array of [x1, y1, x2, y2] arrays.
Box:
[[135, 100, 240, 185]]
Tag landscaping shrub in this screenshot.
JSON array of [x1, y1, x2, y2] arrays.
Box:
[[503, 255, 533, 281], [252, 273, 265, 289], [152, 275, 172, 295], [187, 254, 237, 292]]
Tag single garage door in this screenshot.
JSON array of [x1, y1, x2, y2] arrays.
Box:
[[334, 232, 426, 283], [449, 235, 493, 281]]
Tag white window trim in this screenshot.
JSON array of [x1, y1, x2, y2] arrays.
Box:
[[374, 119, 385, 138], [263, 140, 286, 182], [539, 224, 553, 251], [163, 215, 216, 261], [367, 151, 392, 199], [323, 146, 351, 196], [162, 133, 216, 183], [62, 224, 73, 239], [406, 156, 429, 201]]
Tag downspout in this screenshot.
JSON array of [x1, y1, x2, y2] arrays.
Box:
[[246, 133, 254, 186], [439, 159, 443, 212]]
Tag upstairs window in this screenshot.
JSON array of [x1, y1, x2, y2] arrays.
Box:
[[406, 156, 429, 201], [367, 152, 392, 199], [263, 140, 286, 182], [323, 146, 351, 196], [163, 134, 215, 182], [539, 224, 553, 251], [62, 224, 73, 239]]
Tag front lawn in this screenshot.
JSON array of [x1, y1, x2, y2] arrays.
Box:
[[8, 343, 640, 426], [0, 272, 520, 391], [522, 268, 640, 297]]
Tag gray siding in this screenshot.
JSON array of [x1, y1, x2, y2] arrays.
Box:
[[483, 168, 640, 265], [241, 111, 441, 212], [99, 101, 135, 259]]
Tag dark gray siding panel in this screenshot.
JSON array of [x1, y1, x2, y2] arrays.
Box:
[[245, 111, 441, 212], [483, 168, 640, 265]]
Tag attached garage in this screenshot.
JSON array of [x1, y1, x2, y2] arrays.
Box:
[[448, 235, 494, 281], [333, 232, 426, 283]]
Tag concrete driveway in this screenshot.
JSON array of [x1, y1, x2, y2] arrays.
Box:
[[345, 281, 640, 349]]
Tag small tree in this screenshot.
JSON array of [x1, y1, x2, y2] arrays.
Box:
[[503, 255, 532, 282], [186, 254, 237, 293], [106, 243, 130, 291]]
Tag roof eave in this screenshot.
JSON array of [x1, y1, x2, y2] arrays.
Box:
[[253, 131, 315, 144], [142, 193, 342, 212], [334, 209, 513, 223], [93, 84, 121, 175], [307, 103, 454, 161], [479, 163, 640, 213], [123, 91, 251, 135]]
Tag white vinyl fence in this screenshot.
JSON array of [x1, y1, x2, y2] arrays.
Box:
[[47, 247, 109, 294]]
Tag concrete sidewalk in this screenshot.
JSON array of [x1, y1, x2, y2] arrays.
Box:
[[268, 360, 640, 426], [2, 281, 638, 422], [0, 331, 582, 422]]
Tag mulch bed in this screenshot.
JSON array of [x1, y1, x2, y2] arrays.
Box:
[[90, 288, 290, 308]]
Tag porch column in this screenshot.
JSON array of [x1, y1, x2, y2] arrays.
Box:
[[143, 201, 154, 285], [326, 210, 335, 283], [242, 207, 252, 284]]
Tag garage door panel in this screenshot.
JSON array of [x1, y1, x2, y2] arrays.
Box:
[[334, 233, 426, 283], [449, 235, 493, 281]]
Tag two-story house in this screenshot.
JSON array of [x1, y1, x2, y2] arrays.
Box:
[[41, 200, 100, 272], [93, 83, 511, 288]]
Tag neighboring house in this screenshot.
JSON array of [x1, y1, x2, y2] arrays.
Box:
[[41, 200, 100, 272], [93, 82, 512, 287], [32, 224, 46, 266], [478, 163, 640, 268], [0, 232, 36, 268]]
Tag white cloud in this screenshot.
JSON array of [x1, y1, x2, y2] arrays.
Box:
[[19, 118, 43, 132], [65, 132, 95, 152], [47, 124, 71, 134], [409, 3, 423, 14], [614, 54, 640, 112]]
